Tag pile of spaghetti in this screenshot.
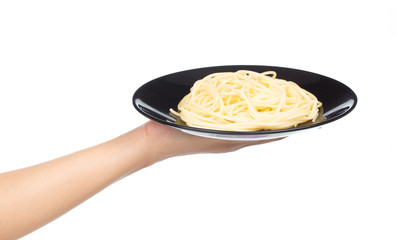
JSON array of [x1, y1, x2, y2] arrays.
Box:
[[170, 70, 322, 131]]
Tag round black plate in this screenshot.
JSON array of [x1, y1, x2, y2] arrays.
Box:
[[133, 65, 357, 140]]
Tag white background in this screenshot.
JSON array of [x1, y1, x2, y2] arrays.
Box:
[[0, 0, 395, 239]]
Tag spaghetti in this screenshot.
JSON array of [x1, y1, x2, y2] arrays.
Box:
[[170, 70, 322, 131]]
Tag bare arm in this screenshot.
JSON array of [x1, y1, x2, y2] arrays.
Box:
[[0, 121, 278, 239]]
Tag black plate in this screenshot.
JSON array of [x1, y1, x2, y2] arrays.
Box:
[[133, 65, 357, 140]]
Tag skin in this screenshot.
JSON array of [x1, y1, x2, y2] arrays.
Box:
[[0, 121, 280, 240]]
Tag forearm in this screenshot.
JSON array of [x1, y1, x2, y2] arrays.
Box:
[[0, 124, 154, 240], [0, 120, 277, 239]]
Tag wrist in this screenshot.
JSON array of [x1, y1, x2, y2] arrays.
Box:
[[142, 121, 185, 162]]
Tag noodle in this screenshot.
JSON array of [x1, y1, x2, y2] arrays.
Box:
[[170, 70, 322, 131]]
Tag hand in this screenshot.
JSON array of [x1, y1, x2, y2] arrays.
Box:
[[143, 120, 283, 162]]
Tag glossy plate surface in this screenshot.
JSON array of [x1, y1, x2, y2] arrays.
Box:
[[133, 65, 357, 140]]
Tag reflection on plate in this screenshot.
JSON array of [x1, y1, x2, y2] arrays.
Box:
[[133, 65, 357, 140]]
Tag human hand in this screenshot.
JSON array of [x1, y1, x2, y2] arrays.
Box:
[[143, 120, 283, 162]]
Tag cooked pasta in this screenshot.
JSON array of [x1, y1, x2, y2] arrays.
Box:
[[170, 70, 322, 131]]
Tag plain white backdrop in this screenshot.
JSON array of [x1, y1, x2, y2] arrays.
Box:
[[0, 0, 395, 239]]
